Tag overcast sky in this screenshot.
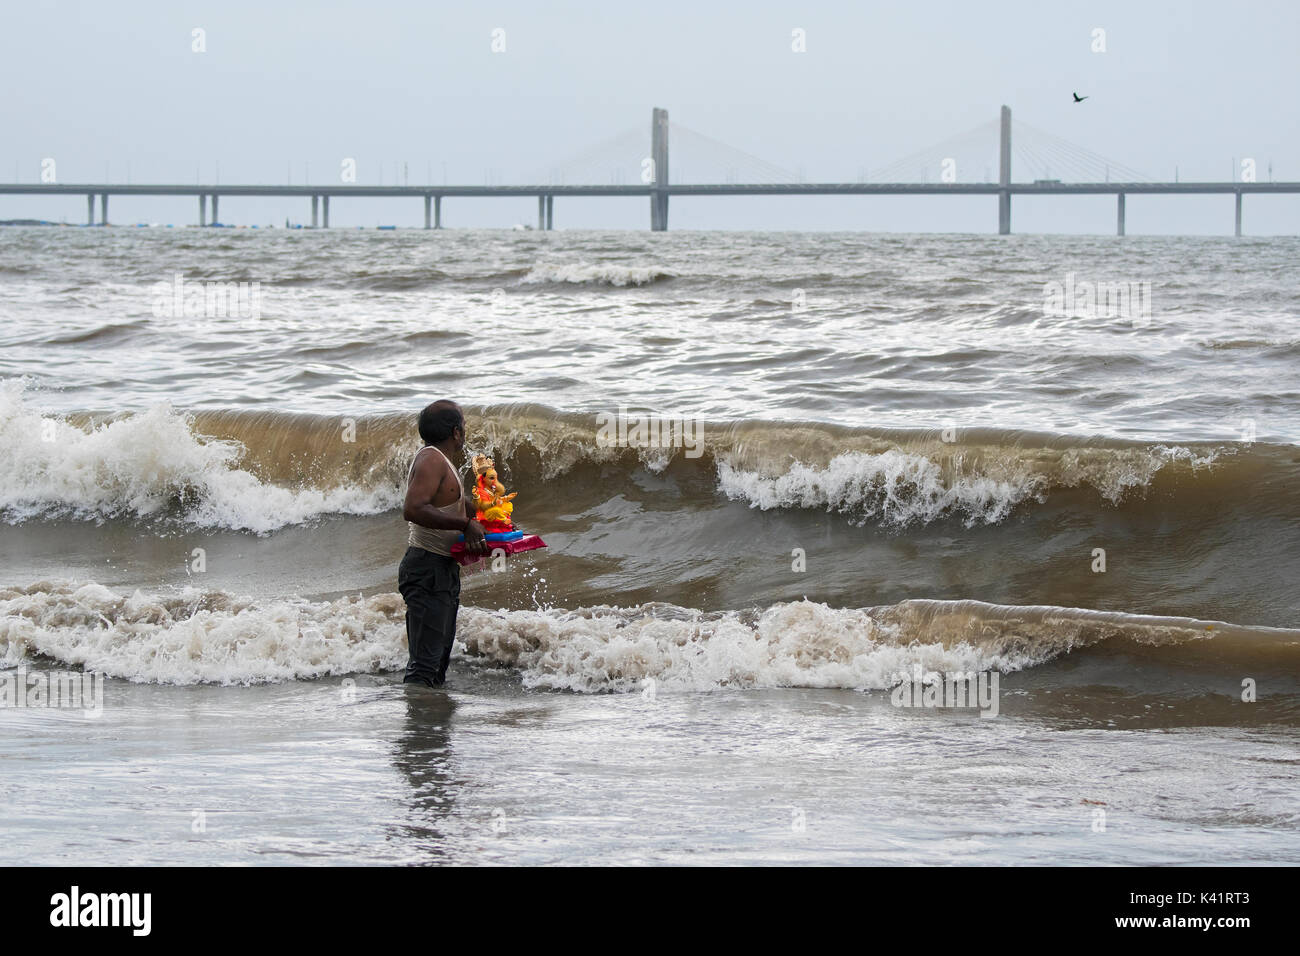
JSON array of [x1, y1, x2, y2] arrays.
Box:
[[3, 0, 1297, 232]]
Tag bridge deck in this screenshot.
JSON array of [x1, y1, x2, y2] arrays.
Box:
[[2, 182, 1297, 197]]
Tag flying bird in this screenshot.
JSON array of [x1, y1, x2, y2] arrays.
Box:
[[1072, 92, 1089, 103]]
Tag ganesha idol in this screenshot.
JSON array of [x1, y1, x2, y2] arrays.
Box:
[[449, 454, 547, 567], [471, 454, 518, 533]]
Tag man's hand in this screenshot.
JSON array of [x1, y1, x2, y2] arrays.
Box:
[[463, 518, 490, 556]]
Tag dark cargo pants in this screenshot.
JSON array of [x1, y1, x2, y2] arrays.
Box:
[[398, 546, 461, 686]]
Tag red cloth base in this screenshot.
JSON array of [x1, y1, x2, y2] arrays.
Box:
[[450, 534, 547, 567]]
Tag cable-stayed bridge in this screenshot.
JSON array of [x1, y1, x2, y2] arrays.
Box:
[[2, 107, 1295, 234]]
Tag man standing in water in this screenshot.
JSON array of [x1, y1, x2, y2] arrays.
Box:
[[399, 400, 489, 686]]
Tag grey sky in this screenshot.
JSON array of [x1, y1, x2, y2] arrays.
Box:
[[3, 0, 1297, 232]]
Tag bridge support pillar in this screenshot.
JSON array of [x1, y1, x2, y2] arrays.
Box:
[[650, 107, 669, 231], [211, 194, 219, 226], [1117, 192, 1126, 236], [1234, 191, 1242, 237], [199, 194, 206, 227], [434, 195, 441, 228], [424, 195, 431, 229], [546, 195, 553, 230], [100, 193, 108, 226], [87, 194, 95, 226], [322, 195, 330, 228], [538, 195, 545, 231], [311, 195, 318, 228], [998, 105, 1011, 235]]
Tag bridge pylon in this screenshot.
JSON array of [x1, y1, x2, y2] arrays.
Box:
[[650, 107, 669, 231], [998, 105, 1011, 235]]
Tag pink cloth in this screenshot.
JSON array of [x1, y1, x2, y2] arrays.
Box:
[[450, 534, 547, 568]]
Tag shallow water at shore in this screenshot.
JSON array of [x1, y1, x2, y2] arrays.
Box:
[[4, 669, 1297, 866]]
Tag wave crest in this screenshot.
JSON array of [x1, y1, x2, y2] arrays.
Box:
[[5, 581, 1290, 689], [0, 385, 399, 532], [520, 262, 674, 286], [1, 387, 1265, 534]]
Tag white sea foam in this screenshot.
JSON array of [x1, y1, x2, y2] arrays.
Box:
[[717, 450, 1044, 526], [0, 581, 1036, 689], [0, 582, 409, 684], [456, 601, 1026, 693], [520, 262, 672, 286], [1050, 443, 1221, 503], [0, 385, 399, 532], [717, 444, 1222, 525]]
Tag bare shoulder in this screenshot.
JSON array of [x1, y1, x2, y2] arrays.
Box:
[[411, 447, 458, 506], [412, 446, 449, 479]]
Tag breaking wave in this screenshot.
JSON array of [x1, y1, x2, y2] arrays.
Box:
[[2, 580, 1294, 690], [520, 262, 674, 286], [3, 387, 1287, 534]]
